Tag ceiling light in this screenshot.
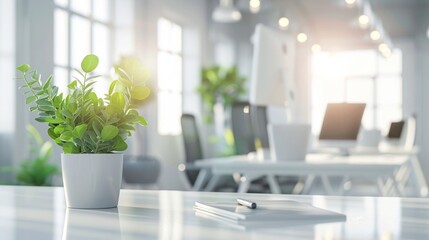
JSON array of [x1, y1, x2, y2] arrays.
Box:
[[378, 43, 388, 52], [212, 0, 242, 23], [297, 33, 308, 43], [370, 30, 381, 41], [249, 0, 260, 13], [345, 0, 356, 5], [312, 44, 322, 53], [278, 17, 290, 28], [358, 14, 370, 28]]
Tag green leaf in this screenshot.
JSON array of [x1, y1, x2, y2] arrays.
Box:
[[72, 124, 87, 139], [137, 116, 148, 126], [120, 125, 135, 131], [47, 128, 58, 140], [131, 86, 151, 100], [67, 102, 77, 113], [67, 80, 77, 89], [53, 94, 63, 108], [35, 117, 55, 123], [113, 137, 128, 151], [109, 80, 118, 95], [54, 125, 66, 135], [101, 125, 119, 141], [38, 105, 56, 112], [25, 96, 37, 104], [60, 131, 74, 141], [81, 54, 99, 73], [17, 64, 31, 73], [62, 142, 80, 153], [109, 92, 125, 113], [92, 121, 101, 136], [116, 68, 130, 81], [43, 76, 53, 90], [36, 98, 51, 106]]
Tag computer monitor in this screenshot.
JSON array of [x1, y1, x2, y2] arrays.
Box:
[[387, 121, 404, 139], [250, 24, 296, 110], [318, 103, 366, 151]]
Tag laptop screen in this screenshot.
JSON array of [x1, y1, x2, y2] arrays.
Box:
[[319, 103, 366, 140], [387, 121, 404, 139]]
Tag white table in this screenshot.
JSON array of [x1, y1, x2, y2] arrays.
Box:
[[192, 152, 428, 197], [1, 186, 429, 239]]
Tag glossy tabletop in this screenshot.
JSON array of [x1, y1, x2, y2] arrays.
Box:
[[0, 186, 429, 239]]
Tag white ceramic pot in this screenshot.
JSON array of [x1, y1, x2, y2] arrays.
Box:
[[61, 153, 123, 209]]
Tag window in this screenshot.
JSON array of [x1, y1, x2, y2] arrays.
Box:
[[54, 0, 113, 95], [157, 18, 183, 135], [311, 49, 402, 134]]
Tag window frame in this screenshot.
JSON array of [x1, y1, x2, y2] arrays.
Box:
[[53, 0, 115, 87]]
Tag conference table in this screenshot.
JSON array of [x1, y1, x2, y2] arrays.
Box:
[[191, 148, 428, 197], [1, 186, 429, 239]]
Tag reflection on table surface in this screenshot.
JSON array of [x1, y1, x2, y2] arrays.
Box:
[[0, 186, 428, 239]]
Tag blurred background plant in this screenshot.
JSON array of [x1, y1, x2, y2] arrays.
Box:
[[198, 65, 246, 124], [1, 125, 59, 186], [198, 65, 246, 157]]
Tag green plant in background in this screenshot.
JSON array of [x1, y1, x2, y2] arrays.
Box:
[[14, 125, 58, 186], [16, 54, 149, 153], [197, 65, 246, 123]]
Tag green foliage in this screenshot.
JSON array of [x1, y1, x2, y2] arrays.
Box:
[[16, 54, 150, 153], [15, 125, 58, 186], [114, 56, 153, 106], [197, 65, 246, 123]]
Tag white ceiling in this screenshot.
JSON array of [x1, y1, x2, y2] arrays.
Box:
[[213, 0, 427, 50]]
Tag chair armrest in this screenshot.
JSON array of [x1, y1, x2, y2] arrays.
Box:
[[177, 163, 204, 172]]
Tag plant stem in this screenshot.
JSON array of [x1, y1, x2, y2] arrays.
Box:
[[23, 73, 39, 101]]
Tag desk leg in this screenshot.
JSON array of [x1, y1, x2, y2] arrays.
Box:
[[377, 178, 388, 197], [267, 175, 282, 194], [302, 175, 316, 194], [204, 175, 221, 192], [409, 156, 429, 197], [337, 176, 350, 196], [192, 169, 209, 191], [237, 174, 261, 193], [321, 175, 334, 195], [238, 177, 251, 193]]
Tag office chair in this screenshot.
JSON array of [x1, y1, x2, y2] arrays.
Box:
[[231, 101, 256, 154], [250, 105, 270, 149], [250, 105, 301, 194], [180, 114, 204, 187], [179, 114, 238, 192]]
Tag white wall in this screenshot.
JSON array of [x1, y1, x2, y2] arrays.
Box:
[[135, 0, 208, 190], [0, 0, 16, 182], [414, 5, 429, 183], [14, 0, 55, 167]]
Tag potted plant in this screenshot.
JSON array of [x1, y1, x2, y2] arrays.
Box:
[[198, 65, 246, 124], [16, 54, 150, 208], [197, 65, 246, 155]]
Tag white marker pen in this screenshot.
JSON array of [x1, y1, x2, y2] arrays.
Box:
[[237, 198, 257, 209]]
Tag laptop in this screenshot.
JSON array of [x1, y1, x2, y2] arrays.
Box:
[[267, 124, 311, 161], [387, 121, 404, 139]]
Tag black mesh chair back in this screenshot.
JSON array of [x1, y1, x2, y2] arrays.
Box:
[[231, 101, 256, 154], [250, 105, 270, 148], [180, 114, 203, 185]]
